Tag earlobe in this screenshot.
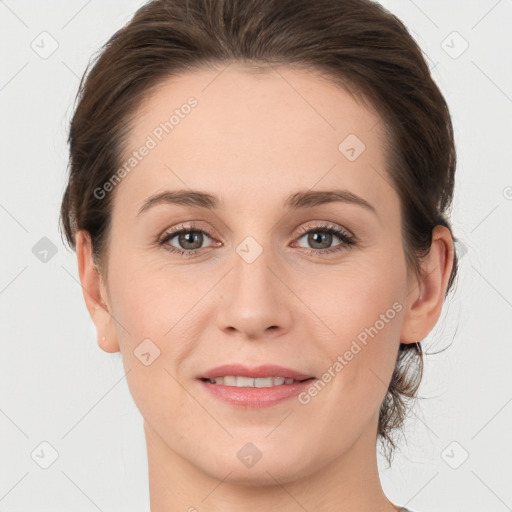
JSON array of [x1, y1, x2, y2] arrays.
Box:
[[400, 225, 455, 344], [76, 230, 120, 353]]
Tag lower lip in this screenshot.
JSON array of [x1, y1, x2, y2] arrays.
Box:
[[198, 378, 316, 408]]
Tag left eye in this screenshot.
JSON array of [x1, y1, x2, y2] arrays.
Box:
[[293, 224, 356, 254], [159, 227, 213, 253]]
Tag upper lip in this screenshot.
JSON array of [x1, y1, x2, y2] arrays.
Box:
[[197, 364, 314, 381]]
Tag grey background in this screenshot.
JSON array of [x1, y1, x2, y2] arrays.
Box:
[[1, 1, 511, 511]]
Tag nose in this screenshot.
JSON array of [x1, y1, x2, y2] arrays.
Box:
[[215, 244, 294, 340]]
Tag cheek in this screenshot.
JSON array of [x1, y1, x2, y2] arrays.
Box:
[[313, 259, 404, 338], [302, 279, 404, 447], [311, 259, 405, 393], [107, 258, 208, 382], [110, 256, 202, 336], [108, 264, 198, 433]]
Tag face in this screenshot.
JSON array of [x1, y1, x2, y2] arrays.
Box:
[[90, 65, 419, 484]]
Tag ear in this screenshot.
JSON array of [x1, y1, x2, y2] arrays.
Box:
[[400, 225, 455, 344], [76, 230, 120, 353]]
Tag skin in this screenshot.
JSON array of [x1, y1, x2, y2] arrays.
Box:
[[76, 64, 454, 512]]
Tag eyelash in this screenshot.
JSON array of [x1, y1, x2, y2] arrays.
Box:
[[157, 222, 357, 257]]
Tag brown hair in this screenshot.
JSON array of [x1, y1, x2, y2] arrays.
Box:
[[59, 0, 459, 463]]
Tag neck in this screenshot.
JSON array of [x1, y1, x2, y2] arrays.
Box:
[[143, 413, 401, 512]]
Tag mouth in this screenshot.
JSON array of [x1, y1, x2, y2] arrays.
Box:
[[196, 364, 316, 407], [198, 375, 317, 408], [197, 363, 315, 383], [199, 376, 315, 388]]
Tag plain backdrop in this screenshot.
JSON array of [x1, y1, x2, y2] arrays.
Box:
[[0, 1, 511, 511]]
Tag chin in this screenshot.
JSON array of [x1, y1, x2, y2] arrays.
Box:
[[196, 448, 316, 487]]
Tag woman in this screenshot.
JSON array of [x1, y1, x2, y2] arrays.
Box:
[[59, 0, 458, 510]]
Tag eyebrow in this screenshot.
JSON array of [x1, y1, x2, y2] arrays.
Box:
[[137, 188, 377, 216]]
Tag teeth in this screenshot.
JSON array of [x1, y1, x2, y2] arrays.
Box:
[[207, 376, 300, 387]]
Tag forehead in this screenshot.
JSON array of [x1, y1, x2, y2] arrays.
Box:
[[114, 64, 396, 220]]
